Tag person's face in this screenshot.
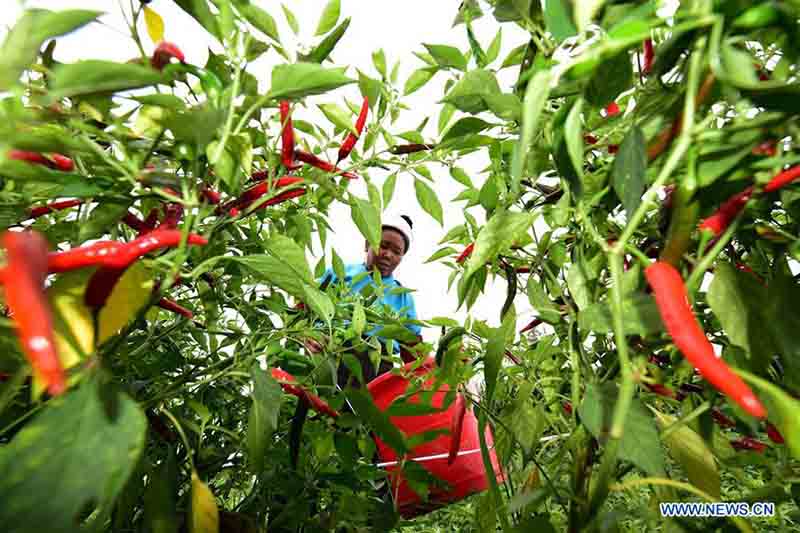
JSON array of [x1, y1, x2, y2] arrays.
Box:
[[365, 228, 406, 277]]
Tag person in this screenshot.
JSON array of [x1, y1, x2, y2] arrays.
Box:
[[304, 213, 424, 386]]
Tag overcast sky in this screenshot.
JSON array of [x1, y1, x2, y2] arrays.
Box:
[[3, 1, 539, 341]]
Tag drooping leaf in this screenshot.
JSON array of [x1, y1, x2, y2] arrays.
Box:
[[423, 43, 468, 71], [315, 0, 341, 35], [0, 381, 147, 532], [577, 293, 664, 336], [189, 470, 219, 533], [414, 178, 444, 225], [404, 67, 436, 96], [441, 69, 502, 113], [345, 387, 408, 456], [270, 63, 355, 99], [247, 366, 282, 472], [49, 60, 167, 100], [612, 126, 646, 219], [464, 210, 536, 281]]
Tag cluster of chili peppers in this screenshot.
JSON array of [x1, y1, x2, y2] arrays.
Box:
[[0, 229, 207, 394], [698, 164, 800, 236]]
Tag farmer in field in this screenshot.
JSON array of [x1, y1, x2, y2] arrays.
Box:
[[304, 214, 424, 386]]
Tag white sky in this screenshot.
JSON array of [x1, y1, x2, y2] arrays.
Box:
[[2, 1, 538, 341]]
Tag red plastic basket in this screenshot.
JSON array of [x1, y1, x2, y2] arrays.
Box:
[[366, 358, 504, 518]]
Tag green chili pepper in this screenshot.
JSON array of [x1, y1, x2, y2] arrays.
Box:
[[660, 151, 699, 266]]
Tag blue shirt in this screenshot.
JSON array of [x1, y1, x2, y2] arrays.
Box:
[[319, 263, 422, 352]]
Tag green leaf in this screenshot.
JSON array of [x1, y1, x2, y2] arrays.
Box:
[[352, 302, 366, 337], [230, 251, 312, 300], [404, 67, 436, 96], [247, 366, 282, 472], [579, 382, 665, 476], [374, 325, 419, 344], [238, 3, 280, 42], [351, 196, 381, 253], [484, 326, 507, 403], [486, 28, 503, 65], [574, 0, 605, 34], [501, 43, 528, 68], [372, 49, 387, 78], [315, 0, 341, 35], [0, 381, 147, 532], [544, 0, 577, 42], [720, 42, 759, 88], [763, 266, 800, 390], [49, 61, 166, 100], [143, 448, 178, 533], [442, 117, 493, 143], [655, 411, 720, 498], [450, 166, 474, 187], [0, 9, 101, 91], [747, 377, 800, 461], [382, 173, 397, 207], [564, 97, 585, 181], [303, 17, 350, 64], [526, 277, 561, 324], [414, 178, 444, 225], [318, 102, 357, 134], [707, 262, 775, 373], [302, 285, 335, 327], [78, 201, 132, 242], [612, 126, 646, 219], [586, 50, 633, 106], [173, 0, 220, 39], [345, 388, 408, 455], [510, 69, 552, 194], [441, 69, 501, 113], [269, 63, 354, 99], [577, 293, 664, 336], [566, 261, 591, 310], [484, 93, 522, 121], [423, 44, 468, 71], [464, 210, 536, 281], [282, 3, 299, 34]]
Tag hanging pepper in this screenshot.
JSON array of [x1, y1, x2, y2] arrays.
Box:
[[294, 150, 357, 179], [158, 298, 194, 319], [200, 187, 221, 205], [337, 96, 369, 163], [645, 382, 679, 399], [390, 143, 436, 155], [642, 38, 655, 75], [455, 242, 474, 264], [151, 41, 185, 71], [584, 134, 598, 145], [160, 203, 184, 229], [519, 317, 542, 334], [271, 367, 339, 419], [730, 437, 767, 453], [279, 100, 297, 170], [8, 150, 74, 171], [765, 422, 784, 444], [698, 186, 753, 236], [448, 392, 467, 465], [752, 141, 777, 157], [562, 402, 573, 415], [46, 230, 207, 273], [0, 231, 66, 395], [711, 408, 737, 429], [27, 199, 83, 220], [221, 176, 306, 215], [764, 164, 800, 193], [122, 212, 148, 233], [645, 261, 766, 418]]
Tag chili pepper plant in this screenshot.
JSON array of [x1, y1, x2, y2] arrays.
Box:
[[1, 1, 800, 532]]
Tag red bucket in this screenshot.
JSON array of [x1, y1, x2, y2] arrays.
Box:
[[366, 358, 504, 518]]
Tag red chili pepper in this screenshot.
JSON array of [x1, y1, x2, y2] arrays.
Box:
[[200, 187, 221, 205], [84, 267, 127, 309], [229, 207, 240, 217], [698, 186, 753, 236], [8, 150, 74, 171], [605, 102, 621, 118], [751, 141, 777, 157], [337, 96, 370, 164], [584, 134, 598, 145], [456, 243, 474, 264], [222, 176, 306, 214], [279, 100, 295, 169], [270, 367, 339, 418], [711, 408, 736, 428], [519, 318, 542, 334], [294, 150, 357, 179], [562, 402, 573, 415], [642, 39, 655, 74], [122, 212, 148, 233], [645, 382, 678, 399], [28, 199, 83, 220], [765, 422, 784, 444], [390, 143, 435, 155], [730, 437, 766, 453], [764, 164, 800, 193], [160, 203, 184, 230], [608, 144, 619, 154], [158, 298, 194, 319], [735, 263, 765, 285], [1, 231, 66, 395], [448, 392, 467, 465], [46, 230, 208, 273], [515, 266, 531, 273], [645, 261, 766, 418], [151, 41, 185, 70], [143, 208, 160, 232]]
